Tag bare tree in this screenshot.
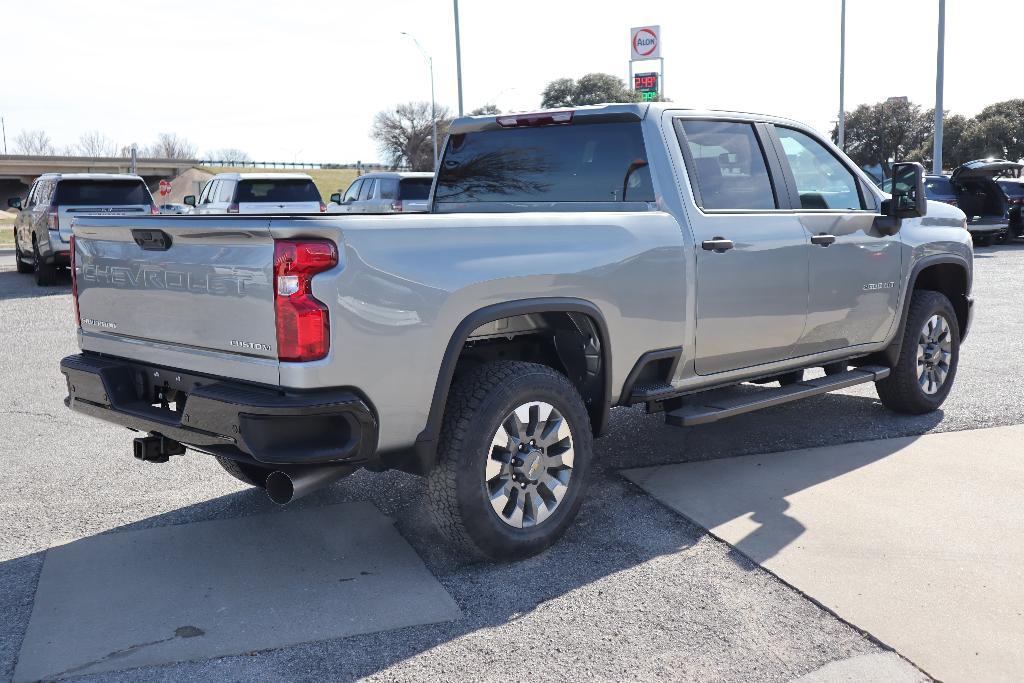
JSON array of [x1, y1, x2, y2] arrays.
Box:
[[147, 133, 197, 159], [13, 129, 55, 156], [206, 147, 252, 163], [73, 130, 119, 157], [371, 102, 451, 171], [469, 104, 501, 116]]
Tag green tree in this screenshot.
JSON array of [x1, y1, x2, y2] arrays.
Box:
[[540, 73, 640, 108], [833, 99, 931, 176], [469, 104, 501, 116]]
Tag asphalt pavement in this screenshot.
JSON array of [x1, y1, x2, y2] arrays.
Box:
[[1, 242, 1021, 681]]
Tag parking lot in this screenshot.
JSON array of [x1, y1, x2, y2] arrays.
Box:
[[0, 241, 1020, 681]]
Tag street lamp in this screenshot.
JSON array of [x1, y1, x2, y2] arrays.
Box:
[[401, 31, 438, 172]]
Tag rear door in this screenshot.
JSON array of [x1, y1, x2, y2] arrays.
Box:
[[73, 216, 279, 365], [769, 125, 901, 353], [675, 117, 810, 374], [236, 178, 322, 213], [53, 179, 153, 242], [356, 178, 377, 213]]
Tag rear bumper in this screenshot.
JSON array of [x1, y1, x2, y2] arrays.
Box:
[[60, 353, 378, 466]]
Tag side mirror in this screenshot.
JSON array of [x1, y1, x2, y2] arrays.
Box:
[[183, 195, 196, 207], [330, 193, 342, 204], [890, 162, 927, 219], [7, 197, 22, 210], [876, 162, 927, 236]]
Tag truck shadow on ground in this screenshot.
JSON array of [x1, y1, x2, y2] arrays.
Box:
[[1, 391, 943, 680], [0, 269, 72, 302]]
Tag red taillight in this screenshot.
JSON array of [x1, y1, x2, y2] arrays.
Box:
[[150, 204, 160, 215], [319, 201, 327, 213], [48, 207, 59, 231], [273, 239, 338, 362], [391, 200, 403, 213], [227, 202, 239, 214], [496, 110, 574, 127], [70, 235, 80, 327]]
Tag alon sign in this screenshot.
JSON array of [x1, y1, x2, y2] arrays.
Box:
[[630, 25, 660, 60]]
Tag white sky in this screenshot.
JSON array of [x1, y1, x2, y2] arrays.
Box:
[[4, 0, 1020, 163]]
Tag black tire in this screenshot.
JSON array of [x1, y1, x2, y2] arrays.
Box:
[[777, 369, 804, 386], [876, 290, 960, 414], [215, 456, 271, 488], [14, 238, 33, 274], [33, 239, 58, 286], [426, 361, 593, 562]]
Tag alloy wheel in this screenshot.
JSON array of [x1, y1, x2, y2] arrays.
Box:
[[484, 401, 574, 529], [917, 313, 953, 395]]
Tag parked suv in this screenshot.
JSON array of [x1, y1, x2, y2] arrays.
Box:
[[328, 172, 433, 213], [185, 173, 325, 214], [997, 178, 1024, 240], [6, 173, 156, 286]]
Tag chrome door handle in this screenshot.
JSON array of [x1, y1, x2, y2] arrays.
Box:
[[701, 237, 734, 253], [810, 233, 836, 246]]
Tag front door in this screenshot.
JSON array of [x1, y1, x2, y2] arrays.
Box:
[[675, 118, 810, 375], [770, 125, 902, 354]]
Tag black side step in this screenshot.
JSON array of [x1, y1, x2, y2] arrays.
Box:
[[665, 365, 891, 427]]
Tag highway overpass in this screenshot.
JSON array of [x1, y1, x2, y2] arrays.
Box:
[[0, 154, 197, 200]]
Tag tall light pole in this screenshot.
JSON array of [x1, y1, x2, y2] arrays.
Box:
[[838, 0, 847, 150], [454, 0, 464, 116], [401, 32, 438, 171], [933, 0, 946, 175]]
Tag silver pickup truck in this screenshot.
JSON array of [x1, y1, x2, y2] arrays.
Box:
[[61, 104, 973, 560]]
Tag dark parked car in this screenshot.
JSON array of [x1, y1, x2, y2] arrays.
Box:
[[997, 178, 1024, 239], [880, 159, 1021, 246]]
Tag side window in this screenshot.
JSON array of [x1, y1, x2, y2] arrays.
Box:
[[203, 180, 220, 204], [26, 181, 39, 207], [379, 179, 398, 199], [678, 120, 776, 211], [360, 179, 376, 200], [775, 127, 864, 210], [198, 181, 212, 204], [37, 180, 56, 207], [343, 179, 362, 203], [217, 180, 236, 203]]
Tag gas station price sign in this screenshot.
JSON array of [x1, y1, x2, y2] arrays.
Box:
[[633, 72, 659, 101]]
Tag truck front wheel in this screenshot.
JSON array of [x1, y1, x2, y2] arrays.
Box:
[[876, 290, 960, 414], [427, 361, 594, 561]]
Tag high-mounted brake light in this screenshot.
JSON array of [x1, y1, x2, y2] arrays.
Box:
[[496, 110, 574, 128], [70, 235, 80, 327], [273, 239, 338, 362]]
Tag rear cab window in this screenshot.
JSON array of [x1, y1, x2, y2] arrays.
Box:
[[236, 179, 321, 203], [434, 120, 654, 209], [53, 179, 151, 206], [399, 178, 432, 200]]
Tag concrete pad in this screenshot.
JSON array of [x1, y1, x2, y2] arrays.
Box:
[[793, 653, 927, 683], [623, 425, 1024, 683], [14, 502, 461, 681]]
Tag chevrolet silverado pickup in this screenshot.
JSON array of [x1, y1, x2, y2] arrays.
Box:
[[61, 104, 974, 561]]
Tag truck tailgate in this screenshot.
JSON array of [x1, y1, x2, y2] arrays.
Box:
[[73, 216, 280, 378]]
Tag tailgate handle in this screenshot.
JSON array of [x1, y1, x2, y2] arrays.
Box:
[[132, 229, 172, 251]]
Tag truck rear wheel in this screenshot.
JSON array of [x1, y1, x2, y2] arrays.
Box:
[[215, 456, 271, 488], [33, 240, 58, 286], [876, 290, 960, 414], [14, 239, 33, 274], [427, 361, 593, 562]]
